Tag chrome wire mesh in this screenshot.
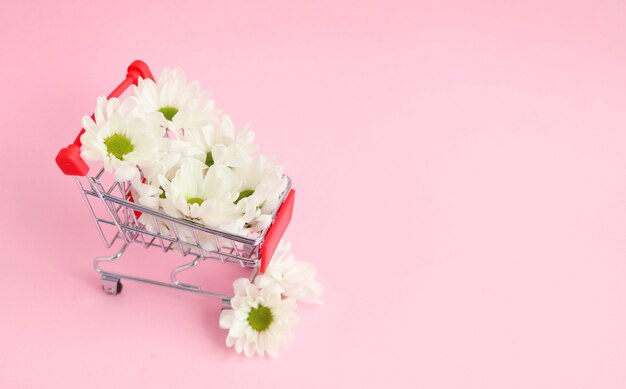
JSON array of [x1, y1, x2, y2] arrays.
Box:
[[75, 168, 291, 269], [74, 165, 291, 306], [73, 167, 291, 304]]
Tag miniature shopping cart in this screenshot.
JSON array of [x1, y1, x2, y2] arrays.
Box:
[[55, 60, 295, 307]]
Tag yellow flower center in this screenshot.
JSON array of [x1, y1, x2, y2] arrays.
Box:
[[205, 151, 214, 167], [103, 133, 133, 160], [235, 189, 255, 204], [187, 197, 204, 206], [158, 106, 179, 121], [247, 304, 273, 332]]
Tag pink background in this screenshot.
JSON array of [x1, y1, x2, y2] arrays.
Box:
[[1, 1, 626, 387]]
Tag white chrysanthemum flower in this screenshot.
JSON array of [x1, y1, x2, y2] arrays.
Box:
[[130, 178, 162, 209], [139, 138, 183, 181], [257, 240, 323, 305], [137, 212, 175, 238], [158, 159, 241, 228], [131, 136, 191, 210], [234, 156, 288, 233], [127, 146, 175, 235], [132, 68, 219, 132], [219, 278, 299, 358], [179, 114, 258, 169], [80, 96, 165, 182]]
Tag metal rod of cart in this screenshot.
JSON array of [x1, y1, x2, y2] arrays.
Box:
[[56, 61, 295, 307]]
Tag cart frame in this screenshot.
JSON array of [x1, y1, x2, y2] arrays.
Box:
[[56, 60, 295, 307]]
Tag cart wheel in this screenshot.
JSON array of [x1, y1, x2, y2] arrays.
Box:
[[101, 275, 123, 295]]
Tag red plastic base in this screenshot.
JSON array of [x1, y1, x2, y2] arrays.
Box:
[[260, 189, 296, 273]]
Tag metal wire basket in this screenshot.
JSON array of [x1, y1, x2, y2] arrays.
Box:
[[56, 60, 296, 307]]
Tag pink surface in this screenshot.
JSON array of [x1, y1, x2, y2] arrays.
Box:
[[2, 1, 626, 387]]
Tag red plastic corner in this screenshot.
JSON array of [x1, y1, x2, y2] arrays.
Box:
[[260, 189, 296, 273], [127, 60, 154, 81], [56, 144, 89, 176]]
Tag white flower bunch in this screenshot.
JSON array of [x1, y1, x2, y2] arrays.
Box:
[[220, 240, 323, 357], [80, 68, 288, 238], [79, 68, 322, 357]]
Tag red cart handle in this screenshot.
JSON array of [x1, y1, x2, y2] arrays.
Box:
[[55, 60, 154, 176]]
